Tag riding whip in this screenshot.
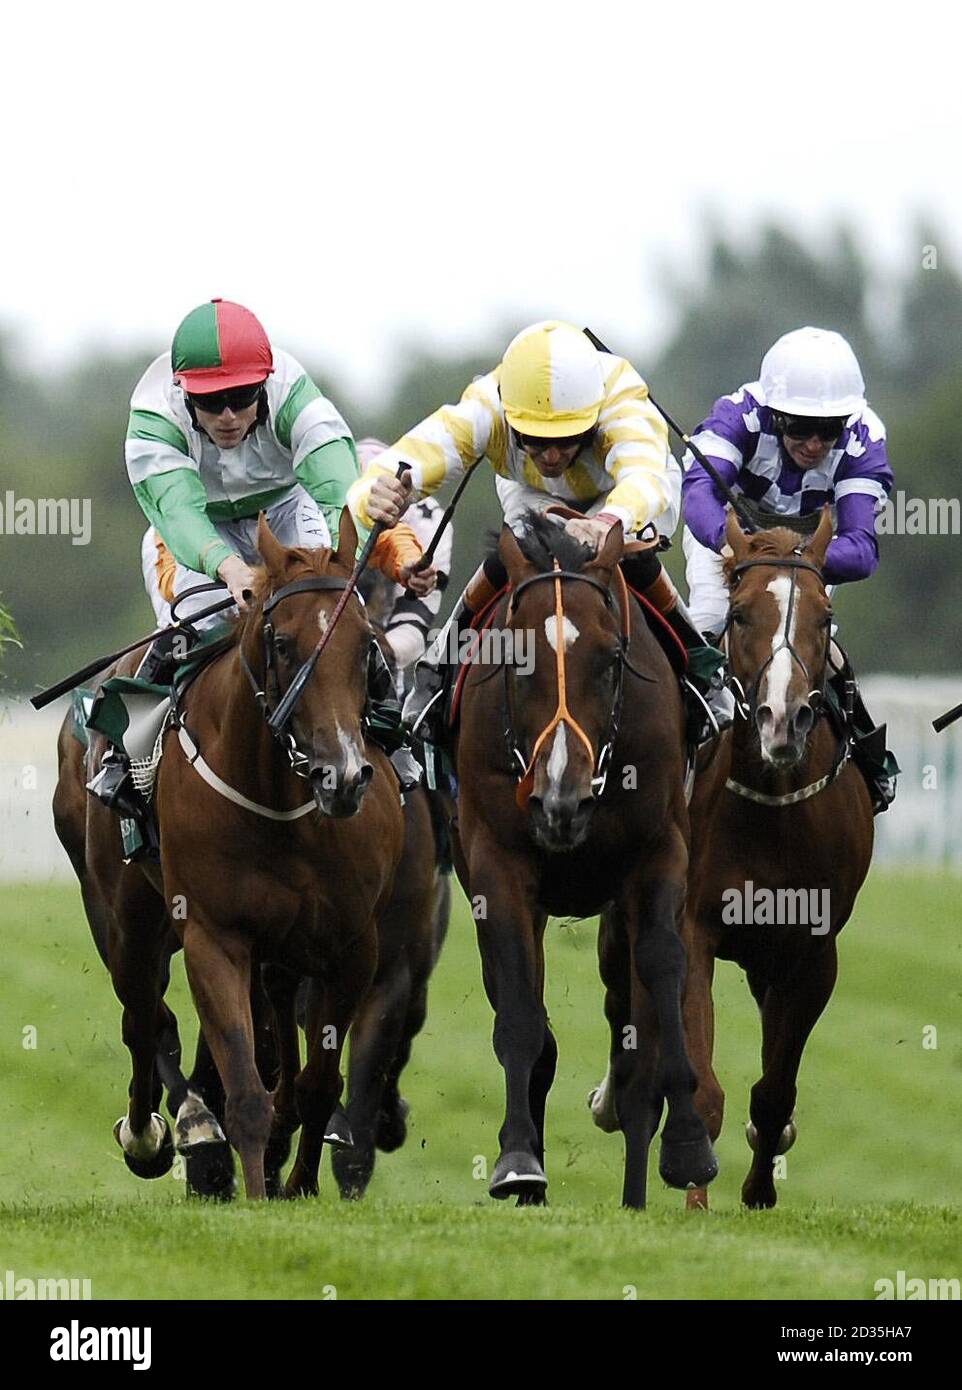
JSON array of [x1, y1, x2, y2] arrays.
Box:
[[582, 326, 761, 535], [29, 591, 236, 710]]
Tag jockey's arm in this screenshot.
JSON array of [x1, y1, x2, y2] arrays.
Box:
[[131, 467, 234, 580], [681, 393, 758, 551], [346, 378, 497, 529], [824, 433, 893, 583], [593, 360, 677, 538]]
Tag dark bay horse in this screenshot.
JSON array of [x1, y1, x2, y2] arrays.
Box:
[[54, 513, 405, 1199], [682, 510, 874, 1209], [452, 512, 717, 1208]]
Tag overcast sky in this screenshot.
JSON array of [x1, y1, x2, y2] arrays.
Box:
[[4, 1, 959, 407]]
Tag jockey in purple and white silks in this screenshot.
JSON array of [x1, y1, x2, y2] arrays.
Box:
[[680, 326, 897, 811]]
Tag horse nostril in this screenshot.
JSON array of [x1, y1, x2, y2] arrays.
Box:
[[355, 763, 374, 790], [755, 703, 774, 736], [793, 704, 814, 738]]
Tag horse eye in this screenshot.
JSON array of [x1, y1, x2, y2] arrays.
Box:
[[731, 609, 748, 628], [274, 633, 294, 661]]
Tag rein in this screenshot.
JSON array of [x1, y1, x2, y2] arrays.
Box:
[[237, 576, 357, 779], [723, 549, 847, 807], [503, 563, 630, 810], [177, 575, 361, 821]]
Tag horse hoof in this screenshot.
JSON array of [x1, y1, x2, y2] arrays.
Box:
[[324, 1110, 353, 1149], [659, 1134, 718, 1191], [746, 1117, 796, 1155], [489, 1151, 547, 1201], [113, 1114, 175, 1180], [331, 1143, 374, 1199], [375, 1097, 410, 1153], [742, 1182, 778, 1210], [183, 1140, 236, 1201]]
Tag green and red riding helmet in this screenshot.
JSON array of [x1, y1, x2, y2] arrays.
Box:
[[171, 298, 274, 394]]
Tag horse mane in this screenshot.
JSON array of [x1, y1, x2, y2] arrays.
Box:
[[723, 526, 816, 587], [485, 509, 593, 574], [230, 542, 347, 645]]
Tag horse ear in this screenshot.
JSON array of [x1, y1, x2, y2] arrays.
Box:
[[725, 508, 751, 563], [805, 505, 834, 567], [335, 506, 358, 570], [256, 512, 289, 577], [585, 521, 624, 586], [500, 525, 536, 587]]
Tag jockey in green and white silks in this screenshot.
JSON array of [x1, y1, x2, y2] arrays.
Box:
[[88, 299, 433, 831]]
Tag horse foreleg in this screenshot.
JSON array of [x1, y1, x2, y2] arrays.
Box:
[[107, 901, 175, 1181], [471, 860, 548, 1202], [742, 942, 838, 1209], [679, 910, 725, 1211], [331, 962, 412, 1200], [261, 962, 302, 1196], [628, 840, 718, 1198], [182, 921, 272, 1200], [286, 929, 378, 1199]]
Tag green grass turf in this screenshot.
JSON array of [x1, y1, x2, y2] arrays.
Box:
[[0, 873, 958, 1299]]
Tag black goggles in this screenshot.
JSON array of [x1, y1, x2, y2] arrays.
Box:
[[514, 429, 593, 454], [188, 383, 263, 415], [774, 413, 847, 443]]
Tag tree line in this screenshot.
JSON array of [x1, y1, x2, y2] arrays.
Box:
[[1, 218, 959, 694]]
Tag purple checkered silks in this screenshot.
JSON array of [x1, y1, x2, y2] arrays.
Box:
[[681, 385, 894, 583]]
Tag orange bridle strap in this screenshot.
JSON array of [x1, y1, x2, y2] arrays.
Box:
[[515, 561, 600, 810]]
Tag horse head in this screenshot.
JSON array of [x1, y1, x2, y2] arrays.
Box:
[[499, 511, 625, 852], [250, 510, 376, 818], [723, 506, 834, 768]]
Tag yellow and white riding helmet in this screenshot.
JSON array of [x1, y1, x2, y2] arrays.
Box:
[[499, 321, 605, 438]]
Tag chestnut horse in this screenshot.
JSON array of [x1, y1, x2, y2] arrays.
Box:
[[452, 512, 717, 1208], [54, 513, 404, 1199], [682, 510, 874, 1209]]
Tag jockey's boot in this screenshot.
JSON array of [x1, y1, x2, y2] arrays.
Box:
[[86, 747, 160, 861], [622, 548, 731, 738], [829, 649, 899, 814], [86, 744, 143, 820], [402, 559, 505, 746]]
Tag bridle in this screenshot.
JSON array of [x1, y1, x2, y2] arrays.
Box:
[[501, 562, 631, 810], [724, 547, 831, 724], [722, 547, 851, 806], [236, 575, 363, 779]]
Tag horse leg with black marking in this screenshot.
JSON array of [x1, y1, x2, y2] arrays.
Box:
[[680, 911, 725, 1210], [597, 904, 662, 1208], [181, 920, 273, 1200], [627, 841, 717, 1199], [154, 1015, 235, 1203], [107, 891, 176, 1180], [742, 943, 838, 1208], [286, 930, 377, 1198], [471, 854, 549, 1202], [261, 962, 302, 1196], [332, 963, 412, 1199]]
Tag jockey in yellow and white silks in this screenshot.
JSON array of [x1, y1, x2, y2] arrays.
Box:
[[349, 320, 680, 545], [349, 321, 718, 743]]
